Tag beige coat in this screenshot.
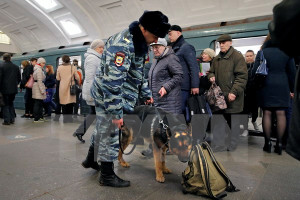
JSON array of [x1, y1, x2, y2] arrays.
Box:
[[56, 63, 80, 105], [32, 65, 46, 100]]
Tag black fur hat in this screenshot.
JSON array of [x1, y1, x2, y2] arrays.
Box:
[[139, 10, 171, 38]]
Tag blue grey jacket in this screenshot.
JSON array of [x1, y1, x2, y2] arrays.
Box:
[[91, 21, 152, 119], [171, 35, 199, 90], [148, 48, 183, 114]]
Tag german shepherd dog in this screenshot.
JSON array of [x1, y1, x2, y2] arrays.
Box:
[[118, 106, 192, 183]]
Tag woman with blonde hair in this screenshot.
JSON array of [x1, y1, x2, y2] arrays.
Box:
[[43, 65, 56, 117]]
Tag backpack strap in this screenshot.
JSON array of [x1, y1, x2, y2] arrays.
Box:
[[202, 142, 240, 193], [195, 144, 221, 200]]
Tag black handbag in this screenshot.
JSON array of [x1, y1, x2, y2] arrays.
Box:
[[254, 50, 268, 88], [70, 65, 76, 95], [188, 95, 211, 115]]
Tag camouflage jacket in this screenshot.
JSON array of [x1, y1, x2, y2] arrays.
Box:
[[91, 22, 152, 119]]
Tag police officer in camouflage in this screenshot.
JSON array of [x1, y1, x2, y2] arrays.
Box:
[[81, 10, 170, 187]]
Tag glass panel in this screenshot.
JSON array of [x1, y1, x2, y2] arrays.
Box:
[[215, 36, 267, 55]]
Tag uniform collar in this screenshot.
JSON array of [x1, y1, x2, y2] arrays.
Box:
[[129, 21, 148, 57]]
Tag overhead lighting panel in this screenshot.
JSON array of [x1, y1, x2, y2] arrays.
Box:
[[32, 0, 63, 12], [0, 31, 10, 44], [60, 20, 82, 36]]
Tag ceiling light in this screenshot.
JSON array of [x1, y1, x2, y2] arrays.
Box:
[[60, 20, 82, 36]]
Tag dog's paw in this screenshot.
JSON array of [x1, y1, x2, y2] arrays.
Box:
[[156, 175, 165, 183], [120, 161, 130, 168], [163, 167, 171, 174]]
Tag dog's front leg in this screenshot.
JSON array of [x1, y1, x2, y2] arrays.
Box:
[[161, 146, 171, 174], [152, 143, 165, 183], [118, 127, 133, 168]]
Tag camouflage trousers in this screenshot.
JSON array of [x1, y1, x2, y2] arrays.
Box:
[[90, 105, 120, 162]]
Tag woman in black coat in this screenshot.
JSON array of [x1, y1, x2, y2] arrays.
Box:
[[20, 59, 34, 118], [255, 35, 296, 155]]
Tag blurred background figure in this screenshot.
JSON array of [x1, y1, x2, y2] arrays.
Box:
[[32, 57, 46, 122], [56, 55, 80, 123], [0, 53, 21, 125], [43, 65, 56, 117], [198, 48, 215, 95], [20, 59, 35, 119], [242, 50, 259, 137], [72, 59, 82, 118]]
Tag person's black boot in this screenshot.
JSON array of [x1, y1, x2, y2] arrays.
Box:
[[274, 143, 283, 155], [263, 140, 272, 153], [73, 132, 85, 143], [99, 162, 130, 187], [81, 145, 100, 171]]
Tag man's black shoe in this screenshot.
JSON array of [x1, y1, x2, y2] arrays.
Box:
[[2, 122, 10, 125], [99, 162, 130, 187], [99, 173, 130, 187]]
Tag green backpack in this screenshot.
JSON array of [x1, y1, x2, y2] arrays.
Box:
[[182, 142, 239, 199]]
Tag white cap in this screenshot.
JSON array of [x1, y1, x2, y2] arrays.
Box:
[[150, 38, 167, 47], [37, 57, 46, 64]]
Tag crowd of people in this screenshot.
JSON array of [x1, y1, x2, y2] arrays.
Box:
[[0, 0, 299, 188]]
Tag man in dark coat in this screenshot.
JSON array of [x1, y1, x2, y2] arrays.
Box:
[[269, 0, 300, 160], [0, 53, 21, 125], [208, 34, 248, 151], [168, 25, 199, 123]]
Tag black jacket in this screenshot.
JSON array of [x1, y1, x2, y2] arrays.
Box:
[[44, 74, 56, 88], [0, 61, 21, 94], [20, 65, 33, 89], [171, 35, 199, 90], [246, 62, 256, 90]]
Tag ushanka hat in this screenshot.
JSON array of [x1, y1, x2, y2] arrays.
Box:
[[139, 10, 171, 38]]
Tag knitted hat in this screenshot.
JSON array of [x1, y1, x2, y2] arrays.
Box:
[[203, 48, 216, 59], [139, 11, 171, 38], [37, 57, 46, 64]]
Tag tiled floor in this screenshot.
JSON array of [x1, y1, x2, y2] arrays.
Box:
[[0, 111, 299, 200]]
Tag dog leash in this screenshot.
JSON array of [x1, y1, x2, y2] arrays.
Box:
[[119, 106, 146, 155]]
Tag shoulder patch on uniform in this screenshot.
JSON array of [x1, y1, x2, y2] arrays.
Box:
[[114, 52, 125, 67]]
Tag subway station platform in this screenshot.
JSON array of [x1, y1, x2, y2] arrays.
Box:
[[0, 110, 300, 200]]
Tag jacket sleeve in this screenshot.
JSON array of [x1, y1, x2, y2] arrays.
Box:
[[140, 76, 152, 100], [182, 44, 199, 88], [230, 53, 248, 96], [17, 67, 21, 85], [162, 54, 183, 93], [56, 67, 61, 81], [207, 60, 216, 79], [286, 57, 296, 92], [91, 45, 131, 119], [37, 70, 45, 94]]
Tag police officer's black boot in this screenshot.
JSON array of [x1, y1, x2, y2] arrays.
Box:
[[99, 162, 130, 187], [81, 145, 100, 171]]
